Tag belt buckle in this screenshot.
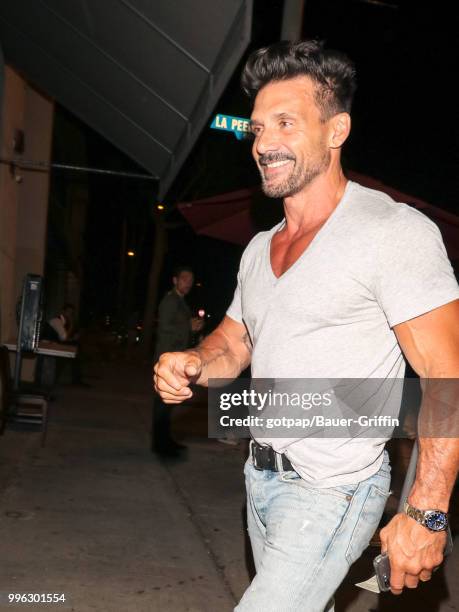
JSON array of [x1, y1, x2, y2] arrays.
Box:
[[251, 441, 278, 471]]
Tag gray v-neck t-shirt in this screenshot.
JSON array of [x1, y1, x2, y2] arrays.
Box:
[[227, 180, 459, 486]]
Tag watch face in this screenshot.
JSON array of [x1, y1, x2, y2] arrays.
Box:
[[425, 511, 448, 531]]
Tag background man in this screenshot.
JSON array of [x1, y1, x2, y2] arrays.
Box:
[[152, 266, 203, 458], [37, 303, 86, 388], [154, 40, 459, 610], [45, 303, 77, 342]]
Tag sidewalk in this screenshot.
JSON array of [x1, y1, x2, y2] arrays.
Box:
[[0, 360, 457, 611]]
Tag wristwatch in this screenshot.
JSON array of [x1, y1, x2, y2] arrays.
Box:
[[404, 501, 448, 532]]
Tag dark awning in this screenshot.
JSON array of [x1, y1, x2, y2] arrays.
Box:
[[0, 0, 252, 198]]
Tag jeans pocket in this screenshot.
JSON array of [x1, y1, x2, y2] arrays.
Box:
[[286, 475, 358, 502], [345, 483, 391, 565]]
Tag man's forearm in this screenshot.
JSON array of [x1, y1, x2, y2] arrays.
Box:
[[186, 326, 251, 386], [408, 437, 459, 511], [409, 378, 459, 511]]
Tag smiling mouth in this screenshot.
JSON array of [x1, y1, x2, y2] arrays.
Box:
[[264, 159, 292, 169], [261, 159, 293, 180]]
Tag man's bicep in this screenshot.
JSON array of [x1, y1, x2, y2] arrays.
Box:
[[394, 299, 459, 377]]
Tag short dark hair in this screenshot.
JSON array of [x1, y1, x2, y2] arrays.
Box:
[[241, 39, 357, 120], [172, 265, 193, 278]]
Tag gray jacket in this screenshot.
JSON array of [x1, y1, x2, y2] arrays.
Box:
[[154, 290, 192, 359]]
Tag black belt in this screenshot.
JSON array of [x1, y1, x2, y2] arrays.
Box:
[[250, 441, 294, 472]]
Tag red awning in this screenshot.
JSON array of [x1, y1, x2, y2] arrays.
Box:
[[178, 188, 256, 246], [178, 172, 459, 260]]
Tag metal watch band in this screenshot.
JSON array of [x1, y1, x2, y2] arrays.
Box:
[[404, 501, 426, 525]]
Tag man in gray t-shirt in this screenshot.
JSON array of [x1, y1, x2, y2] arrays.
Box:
[[226, 180, 459, 488], [154, 40, 459, 610]]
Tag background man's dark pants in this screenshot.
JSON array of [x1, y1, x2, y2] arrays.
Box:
[[152, 393, 172, 452]]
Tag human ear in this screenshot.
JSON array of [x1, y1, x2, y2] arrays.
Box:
[[328, 113, 351, 149]]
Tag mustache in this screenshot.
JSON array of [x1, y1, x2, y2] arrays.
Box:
[[259, 153, 295, 166]]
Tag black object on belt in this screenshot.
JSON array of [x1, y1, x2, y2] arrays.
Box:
[[251, 441, 294, 472]]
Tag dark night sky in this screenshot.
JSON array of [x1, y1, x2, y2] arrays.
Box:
[[52, 0, 459, 325]]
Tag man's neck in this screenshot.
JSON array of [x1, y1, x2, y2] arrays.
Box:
[[282, 166, 347, 236]]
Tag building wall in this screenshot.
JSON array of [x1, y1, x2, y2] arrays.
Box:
[[0, 65, 53, 351], [15, 85, 54, 301], [0, 66, 25, 342]]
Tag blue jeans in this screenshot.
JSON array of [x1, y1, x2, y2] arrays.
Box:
[[235, 449, 391, 612]]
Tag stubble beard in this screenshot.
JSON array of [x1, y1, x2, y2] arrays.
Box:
[[260, 149, 331, 199]]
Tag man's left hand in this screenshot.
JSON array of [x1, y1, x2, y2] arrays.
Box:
[[379, 513, 446, 594]]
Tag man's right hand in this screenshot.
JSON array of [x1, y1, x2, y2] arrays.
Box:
[[153, 351, 202, 403], [191, 317, 205, 332]]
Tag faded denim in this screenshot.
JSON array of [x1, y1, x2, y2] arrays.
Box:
[[235, 450, 391, 612]]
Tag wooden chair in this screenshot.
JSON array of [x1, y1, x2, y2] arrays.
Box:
[[0, 345, 49, 446]]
